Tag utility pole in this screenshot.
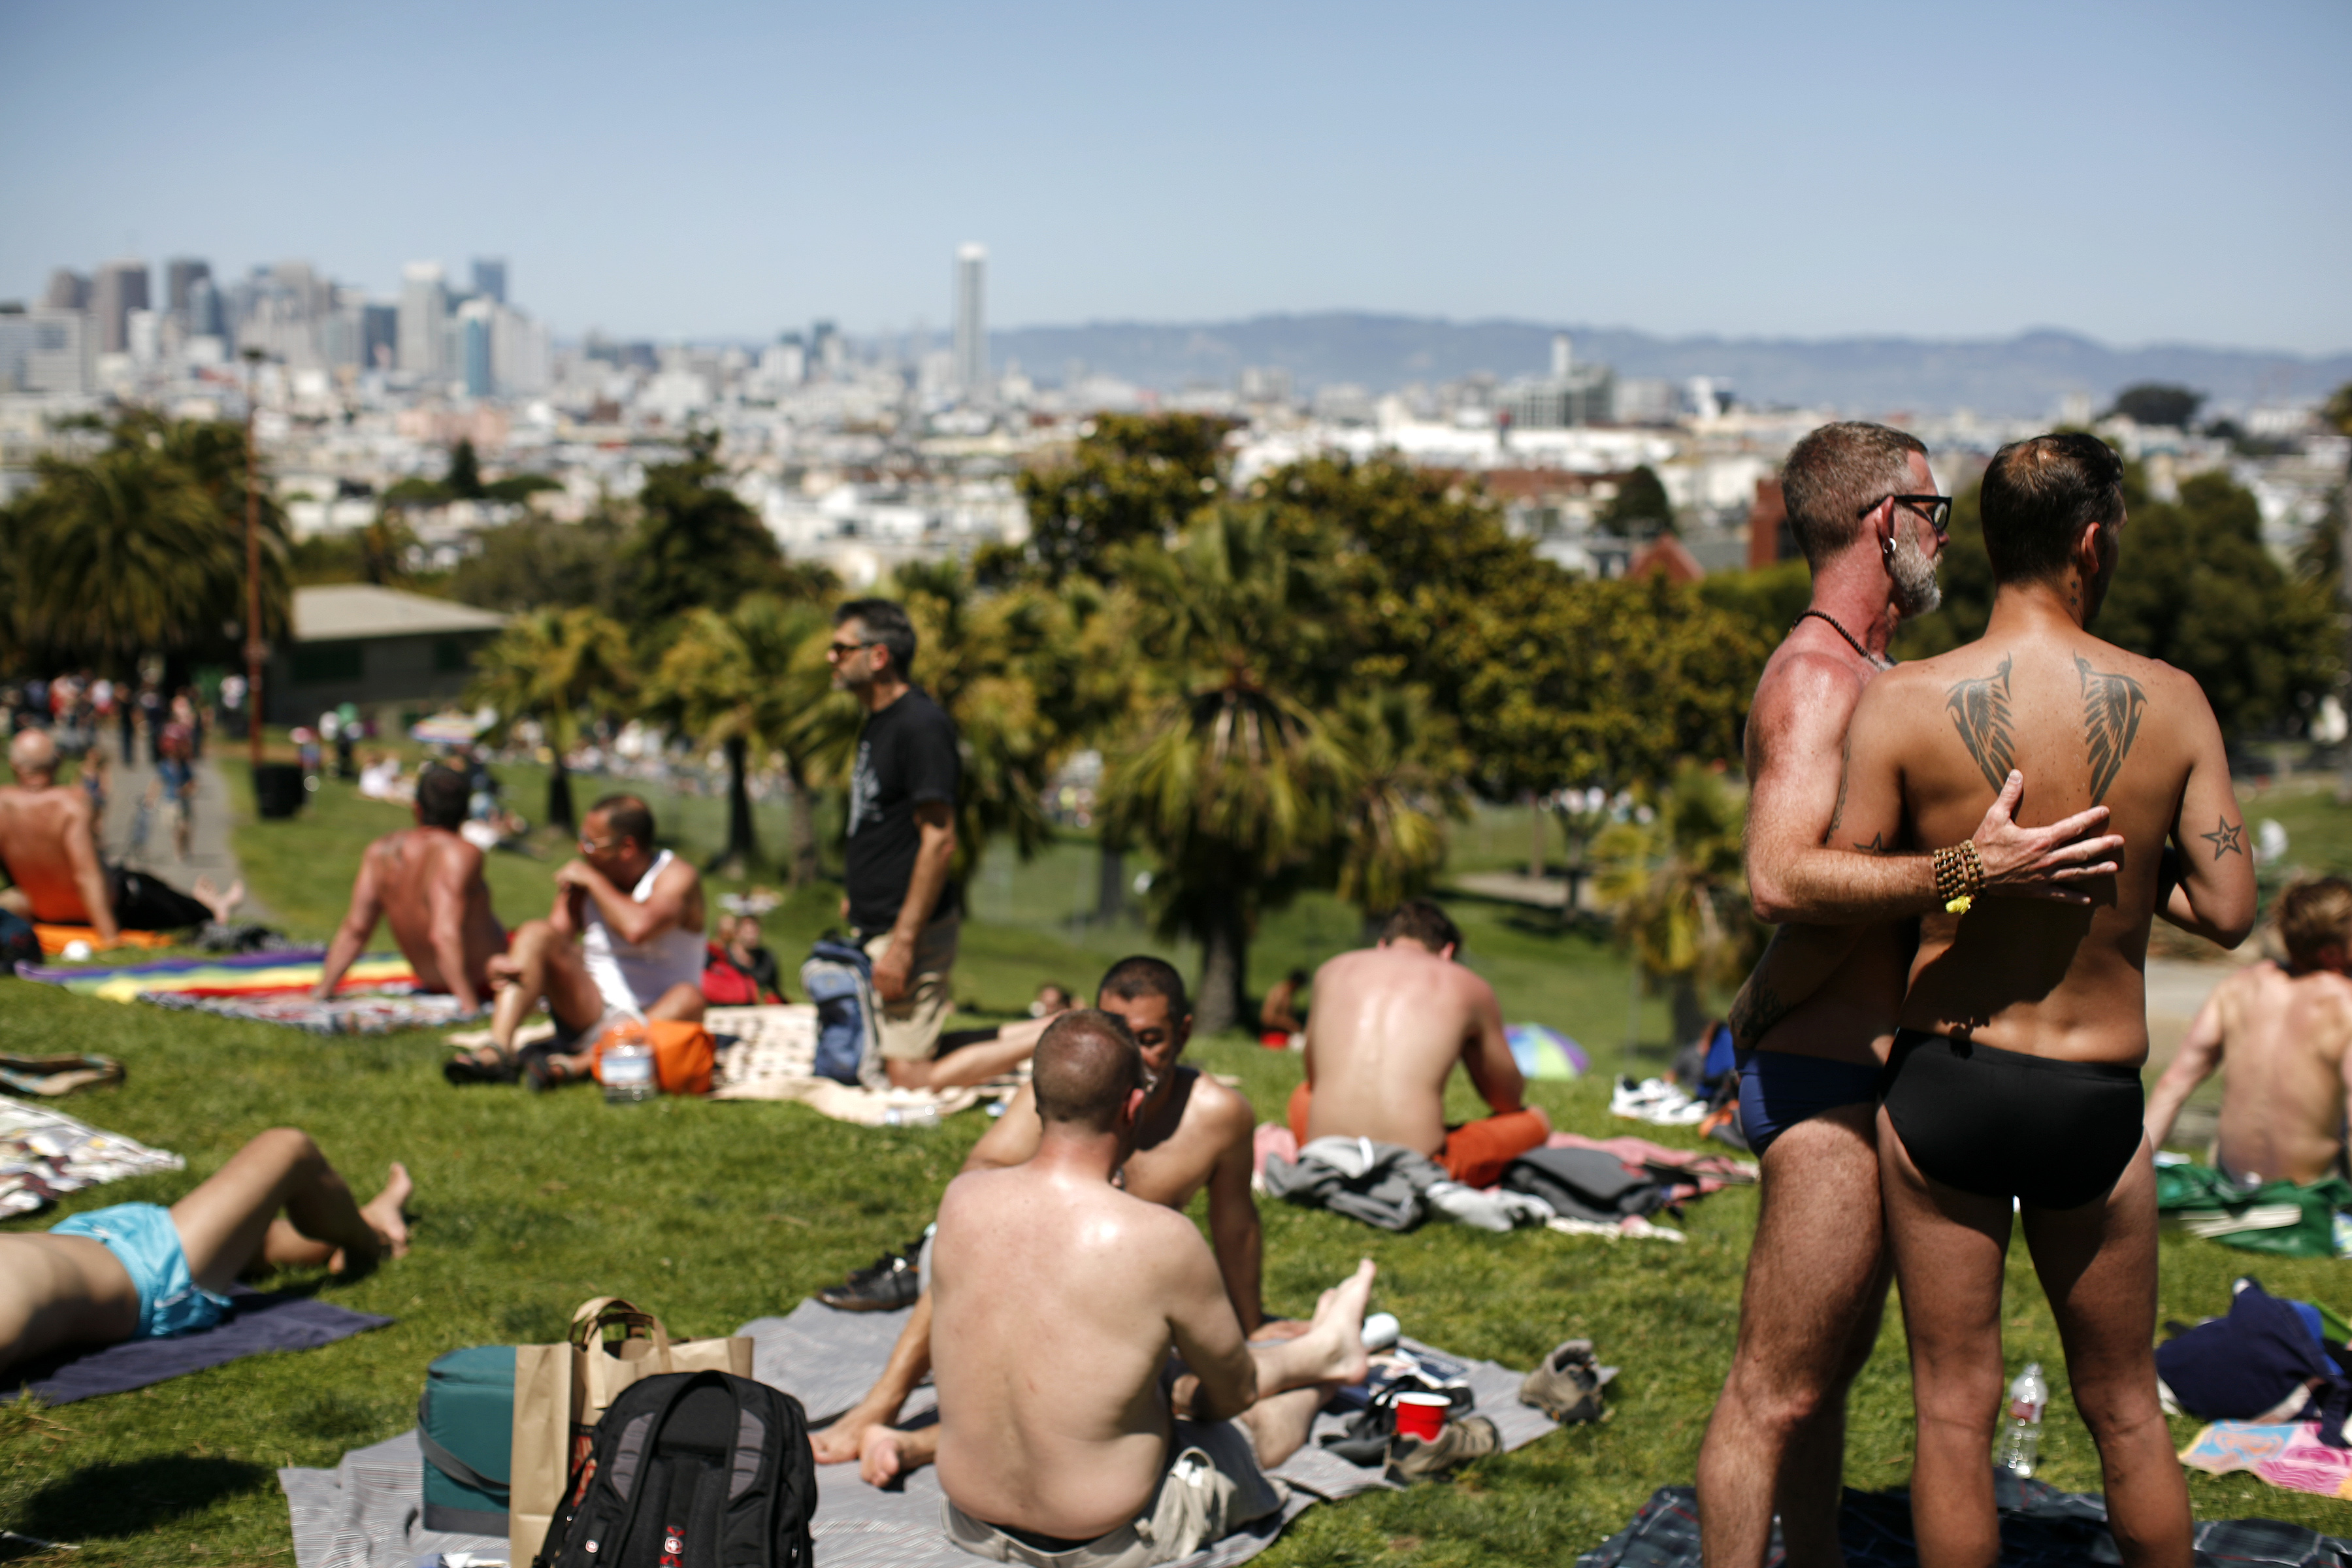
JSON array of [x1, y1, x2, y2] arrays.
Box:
[[242, 347, 267, 770]]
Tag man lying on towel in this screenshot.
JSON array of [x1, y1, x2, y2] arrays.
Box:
[[811, 955, 1267, 1485], [447, 793, 706, 1087], [313, 764, 504, 1015], [0, 1128, 410, 1375], [931, 1009, 1375, 1566], [1290, 899, 1549, 1189], [0, 729, 243, 945]]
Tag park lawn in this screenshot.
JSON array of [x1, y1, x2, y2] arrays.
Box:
[[3, 767, 2351, 1560]]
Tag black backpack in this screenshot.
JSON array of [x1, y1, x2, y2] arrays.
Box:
[[535, 1370, 815, 1568]]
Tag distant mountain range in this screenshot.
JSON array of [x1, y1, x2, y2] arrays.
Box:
[[990, 314, 2352, 418]]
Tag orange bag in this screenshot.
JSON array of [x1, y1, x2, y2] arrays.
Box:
[[588, 1019, 715, 1096]]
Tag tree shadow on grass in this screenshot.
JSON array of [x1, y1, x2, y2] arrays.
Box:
[[10, 1454, 270, 1543]]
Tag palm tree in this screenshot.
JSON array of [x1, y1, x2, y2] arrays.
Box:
[[645, 595, 852, 878], [1100, 508, 1352, 1034], [1324, 685, 1468, 928], [10, 434, 287, 674], [1592, 762, 1760, 1047], [467, 608, 635, 832]]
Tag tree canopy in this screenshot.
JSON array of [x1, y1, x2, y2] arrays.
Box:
[[2106, 383, 2205, 429]]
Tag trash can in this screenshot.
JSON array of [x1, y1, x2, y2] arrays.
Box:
[[254, 762, 306, 819]]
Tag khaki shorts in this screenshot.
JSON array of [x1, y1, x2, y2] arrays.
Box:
[[863, 915, 959, 1062], [942, 1418, 1284, 1567]]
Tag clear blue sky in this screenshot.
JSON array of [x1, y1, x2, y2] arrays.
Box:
[[4, 0, 2346, 352]]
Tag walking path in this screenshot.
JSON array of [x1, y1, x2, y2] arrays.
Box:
[[99, 752, 270, 922]]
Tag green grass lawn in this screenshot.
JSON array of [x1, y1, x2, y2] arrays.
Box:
[[7, 765, 2352, 1561]]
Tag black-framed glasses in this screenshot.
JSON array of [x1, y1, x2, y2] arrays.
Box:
[[1858, 493, 1953, 539], [825, 640, 875, 658]]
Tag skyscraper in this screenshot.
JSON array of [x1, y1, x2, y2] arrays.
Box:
[[458, 299, 494, 397], [399, 262, 446, 376], [167, 258, 212, 322], [44, 270, 89, 311], [91, 259, 150, 355], [954, 243, 987, 397], [472, 258, 508, 305]]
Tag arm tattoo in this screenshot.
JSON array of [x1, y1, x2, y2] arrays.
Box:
[[1944, 655, 2016, 791], [2076, 654, 2148, 804], [1829, 734, 1852, 833], [2199, 817, 2244, 860], [1854, 832, 1890, 853]]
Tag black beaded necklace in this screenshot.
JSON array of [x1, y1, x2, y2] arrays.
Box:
[[1791, 610, 1893, 670]]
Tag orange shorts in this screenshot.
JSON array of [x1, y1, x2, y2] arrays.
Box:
[[1286, 1083, 1548, 1190]]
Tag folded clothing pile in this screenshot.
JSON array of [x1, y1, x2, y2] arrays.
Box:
[[0, 1101, 183, 1217], [2158, 1277, 2352, 1437], [2156, 1158, 2352, 1259]]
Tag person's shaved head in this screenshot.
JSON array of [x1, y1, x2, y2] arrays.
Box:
[[8, 729, 57, 779], [1032, 1009, 1143, 1134]]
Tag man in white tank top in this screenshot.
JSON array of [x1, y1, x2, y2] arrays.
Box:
[[449, 793, 706, 1086]]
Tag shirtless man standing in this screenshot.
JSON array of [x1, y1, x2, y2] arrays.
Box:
[[812, 956, 1264, 1486], [931, 1009, 1377, 1566], [448, 794, 705, 1086], [313, 765, 504, 1012], [1289, 900, 1546, 1190], [1698, 423, 2121, 1568], [1837, 431, 2255, 1567], [2146, 875, 2352, 1185], [3, 1128, 410, 1375], [0, 729, 238, 944]]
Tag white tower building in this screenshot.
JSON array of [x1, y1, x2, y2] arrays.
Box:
[[398, 261, 447, 376], [954, 243, 988, 398]]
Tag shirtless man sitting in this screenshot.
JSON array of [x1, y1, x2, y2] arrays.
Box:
[[2146, 875, 2352, 1186], [1289, 899, 1547, 1189], [932, 1009, 1377, 1566], [812, 956, 1264, 1486], [1837, 431, 2255, 1566], [448, 794, 705, 1087], [1, 1128, 410, 1376], [0, 728, 240, 944], [313, 765, 504, 1013]]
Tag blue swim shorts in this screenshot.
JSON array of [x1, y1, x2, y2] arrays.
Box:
[[1736, 1050, 1884, 1158], [50, 1201, 229, 1339]]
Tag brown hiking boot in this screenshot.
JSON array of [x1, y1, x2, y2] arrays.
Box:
[[1384, 1414, 1500, 1484], [1520, 1339, 1607, 1423]]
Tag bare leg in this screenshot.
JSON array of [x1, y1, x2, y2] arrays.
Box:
[[2019, 1145, 2191, 1568], [815, 1291, 936, 1463], [646, 980, 706, 1022], [884, 1034, 1044, 1092], [483, 920, 602, 1062], [169, 1128, 411, 1292], [1230, 1262, 1377, 1467], [1878, 1108, 2016, 1568], [1698, 1104, 1889, 1568], [191, 875, 244, 924]]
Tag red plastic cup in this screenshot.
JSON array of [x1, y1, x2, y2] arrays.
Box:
[[1394, 1392, 1449, 1441]]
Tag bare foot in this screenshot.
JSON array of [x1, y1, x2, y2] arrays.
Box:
[[859, 1428, 904, 1488], [1297, 1259, 1377, 1387], [193, 876, 246, 924], [811, 1417, 875, 1465], [361, 1162, 413, 1259]]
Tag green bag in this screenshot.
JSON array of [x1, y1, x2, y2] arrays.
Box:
[[2155, 1162, 2352, 1260], [419, 1345, 514, 1536]]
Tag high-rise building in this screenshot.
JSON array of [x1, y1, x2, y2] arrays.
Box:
[[91, 259, 151, 355], [186, 276, 223, 340], [167, 259, 212, 322], [399, 262, 446, 375], [1, 309, 91, 395], [472, 259, 508, 305], [490, 304, 549, 395], [44, 269, 89, 312], [361, 303, 398, 370], [458, 299, 495, 397], [953, 242, 987, 396]]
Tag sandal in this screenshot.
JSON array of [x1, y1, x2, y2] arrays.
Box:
[[443, 1050, 518, 1086], [519, 1043, 583, 1094]]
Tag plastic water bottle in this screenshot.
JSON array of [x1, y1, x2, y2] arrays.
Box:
[[600, 1028, 657, 1104], [1996, 1362, 2048, 1477]]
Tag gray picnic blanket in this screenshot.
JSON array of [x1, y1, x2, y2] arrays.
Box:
[[276, 1299, 1559, 1568]]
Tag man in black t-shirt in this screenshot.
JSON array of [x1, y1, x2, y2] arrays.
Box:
[[832, 600, 1039, 1090]]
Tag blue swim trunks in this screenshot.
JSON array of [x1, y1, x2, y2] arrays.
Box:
[[1736, 1050, 1884, 1157], [50, 1202, 229, 1339]]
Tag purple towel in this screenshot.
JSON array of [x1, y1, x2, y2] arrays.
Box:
[[5, 1286, 392, 1405]]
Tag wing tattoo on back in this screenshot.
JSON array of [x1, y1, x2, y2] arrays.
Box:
[[1944, 655, 2016, 791], [2076, 654, 2146, 804]]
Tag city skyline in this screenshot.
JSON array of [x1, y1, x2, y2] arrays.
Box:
[[3, 0, 2347, 353]]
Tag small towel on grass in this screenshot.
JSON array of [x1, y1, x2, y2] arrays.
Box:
[[705, 1004, 997, 1124], [2181, 1420, 2352, 1499], [19, 948, 416, 1005], [0, 1101, 182, 1217], [141, 988, 482, 1037], [6, 1285, 392, 1405]]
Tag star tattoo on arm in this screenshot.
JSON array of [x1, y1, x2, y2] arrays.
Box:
[[2199, 817, 2244, 861]]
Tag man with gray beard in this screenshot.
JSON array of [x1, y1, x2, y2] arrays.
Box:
[[1695, 423, 2120, 1567]]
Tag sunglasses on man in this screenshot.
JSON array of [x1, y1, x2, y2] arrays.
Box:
[[1857, 493, 1953, 540]]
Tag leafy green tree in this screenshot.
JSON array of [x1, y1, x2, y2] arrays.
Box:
[[446, 440, 485, 501], [1009, 413, 1232, 583], [483, 472, 562, 504], [468, 608, 636, 830], [645, 595, 845, 875], [2327, 383, 2352, 437], [1593, 762, 1759, 1043], [625, 431, 820, 635], [1695, 559, 1813, 647], [1599, 465, 1675, 536], [1321, 685, 1467, 919], [446, 513, 633, 617], [2106, 383, 2204, 429], [8, 426, 288, 674]]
